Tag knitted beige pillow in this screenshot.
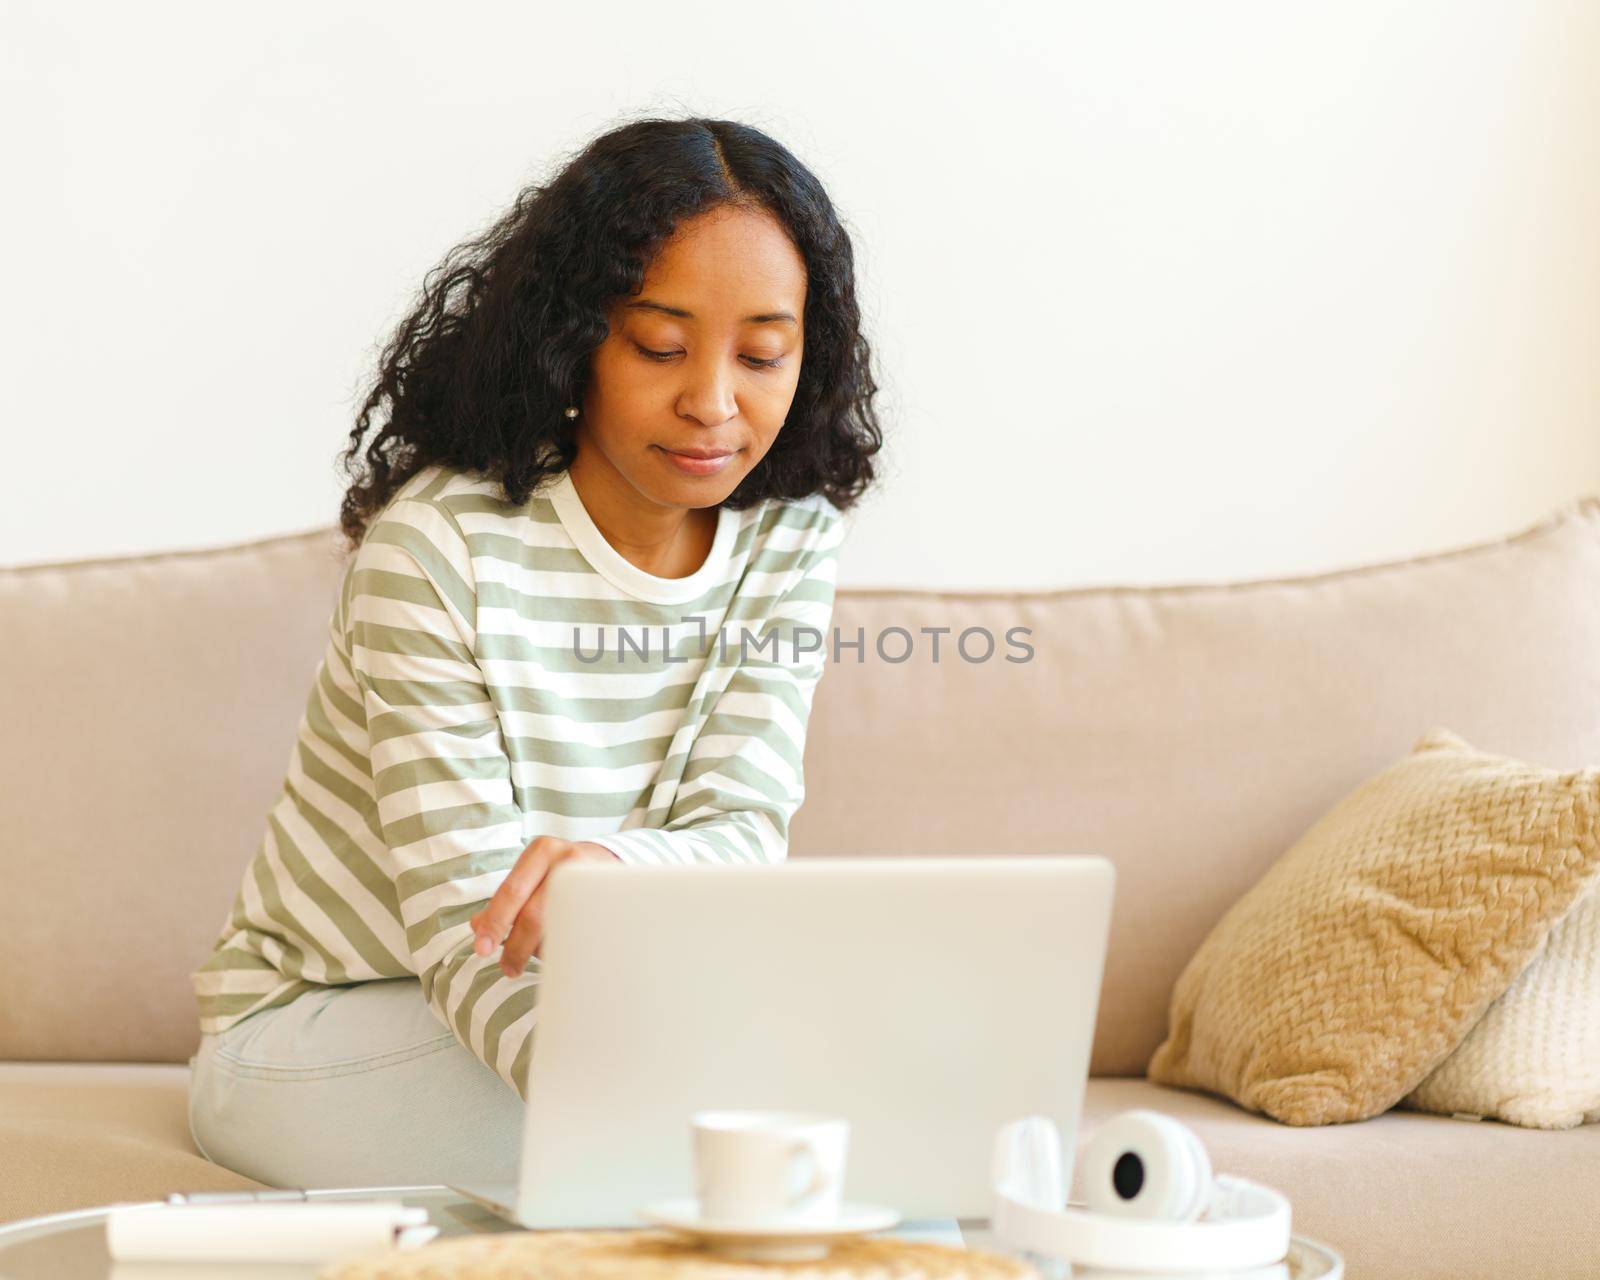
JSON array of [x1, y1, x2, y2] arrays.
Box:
[[1403, 875, 1600, 1129], [1147, 727, 1600, 1125]]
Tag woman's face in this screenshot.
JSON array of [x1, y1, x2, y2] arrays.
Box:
[[576, 204, 808, 512]]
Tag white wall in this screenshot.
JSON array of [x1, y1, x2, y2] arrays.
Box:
[[4, 0, 1597, 588]]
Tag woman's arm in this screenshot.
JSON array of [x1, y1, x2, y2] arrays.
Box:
[[346, 501, 546, 1099], [591, 510, 844, 864]]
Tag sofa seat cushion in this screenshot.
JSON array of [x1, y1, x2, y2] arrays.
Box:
[[1088, 1079, 1600, 1280], [6, 1067, 1597, 1279], [0, 1063, 265, 1224]]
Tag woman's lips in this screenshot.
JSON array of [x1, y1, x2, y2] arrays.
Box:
[[656, 445, 737, 476]]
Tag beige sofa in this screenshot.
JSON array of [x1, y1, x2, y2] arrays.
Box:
[[6, 500, 1600, 1278]]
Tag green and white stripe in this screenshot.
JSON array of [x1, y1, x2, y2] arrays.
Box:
[[193, 462, 846, 1098]]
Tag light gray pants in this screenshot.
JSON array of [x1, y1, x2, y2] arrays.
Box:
[[187, 977, 524, 1189]]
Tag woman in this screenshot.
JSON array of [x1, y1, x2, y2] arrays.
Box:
[[187, 115, 882, 1188]]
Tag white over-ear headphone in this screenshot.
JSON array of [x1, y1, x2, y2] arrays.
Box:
[[992, 1110, 1292, 1274]]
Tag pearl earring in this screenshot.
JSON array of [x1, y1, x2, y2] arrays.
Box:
[[564, 407, 579, 419]]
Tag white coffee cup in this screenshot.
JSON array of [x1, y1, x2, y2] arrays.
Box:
[[690, 1110, 849, 1226]]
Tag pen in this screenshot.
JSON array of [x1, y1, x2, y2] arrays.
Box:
[[164, 1189, 310, 1205]]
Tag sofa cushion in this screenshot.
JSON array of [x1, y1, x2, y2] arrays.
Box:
[[0, 1063, 265, 1224], [794, 496, 1600, 1075], [1405, 871, 1600, 1129], [0, 529, 351, 1063], [1146, 726, 1600, 1124]]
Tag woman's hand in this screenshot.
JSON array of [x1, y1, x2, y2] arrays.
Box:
[[470, 836, 621, 977]]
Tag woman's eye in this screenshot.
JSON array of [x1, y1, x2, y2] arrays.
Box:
[[633, 343, 784, 370]]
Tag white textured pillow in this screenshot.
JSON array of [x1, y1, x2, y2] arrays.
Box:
[[1404, 879, 1600, 1129]]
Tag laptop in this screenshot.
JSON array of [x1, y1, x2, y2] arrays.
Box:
[[450, 854, 1114, 1228]]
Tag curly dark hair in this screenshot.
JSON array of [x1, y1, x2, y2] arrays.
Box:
[[334, 113, 884, 554]]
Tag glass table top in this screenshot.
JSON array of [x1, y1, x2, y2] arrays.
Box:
[[0, 1188, 1341, 1280]]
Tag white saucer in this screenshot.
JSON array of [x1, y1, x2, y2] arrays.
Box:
[[639, 1198, 902, 1261]]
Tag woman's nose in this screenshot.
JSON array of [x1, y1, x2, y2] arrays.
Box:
[[675, 355, 739, 425]]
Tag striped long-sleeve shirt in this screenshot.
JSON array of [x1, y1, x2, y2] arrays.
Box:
[[192, 462, 847, 1098]]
